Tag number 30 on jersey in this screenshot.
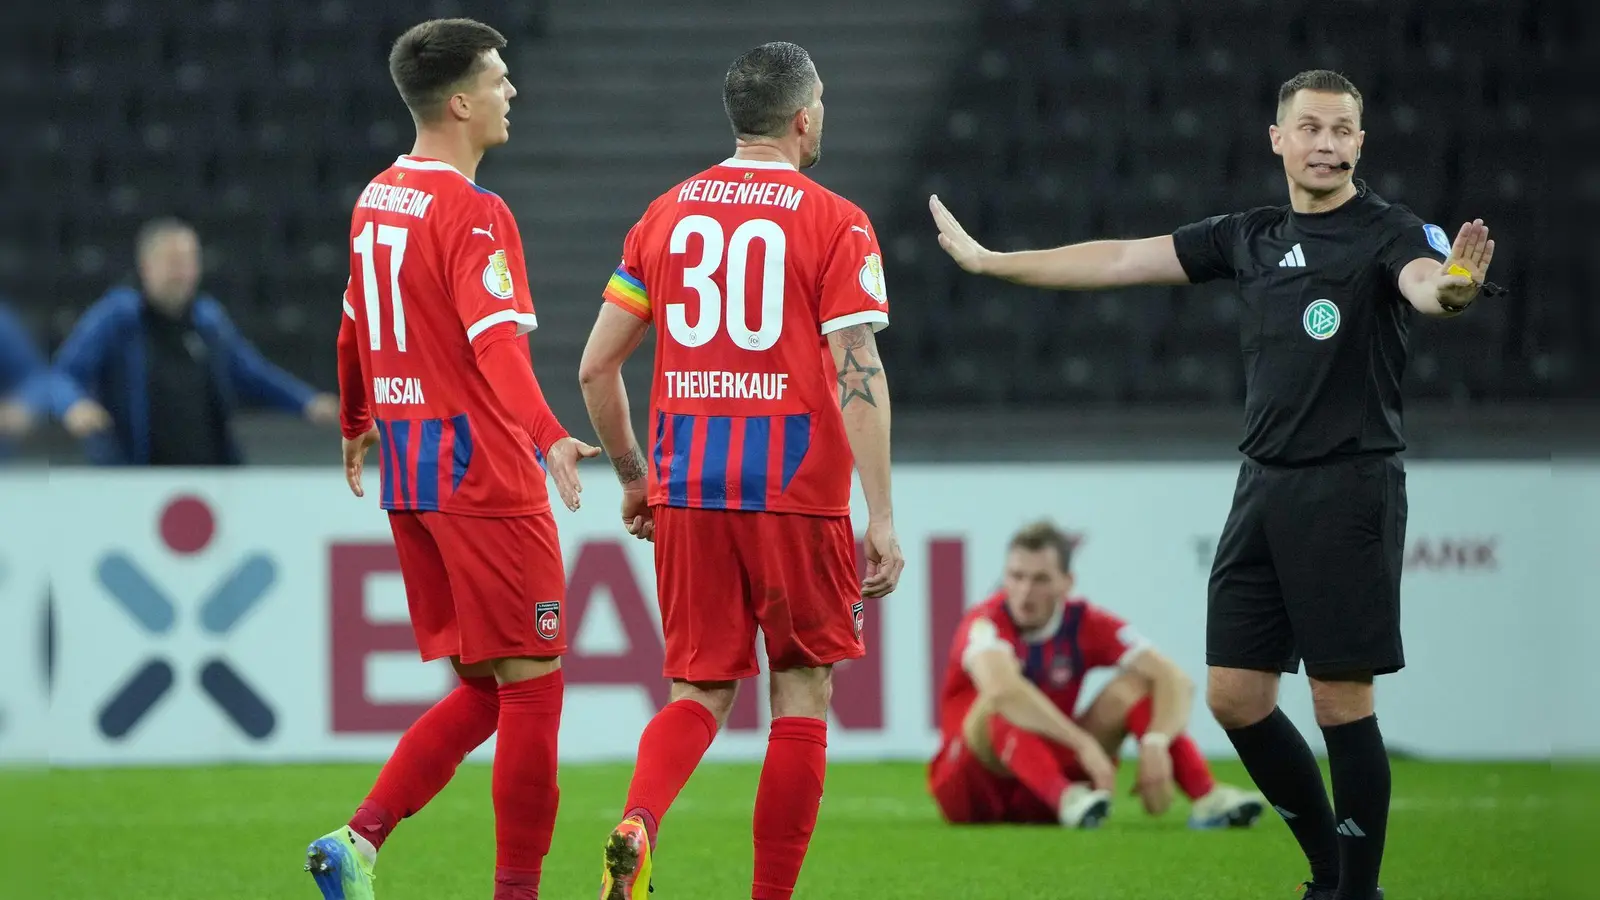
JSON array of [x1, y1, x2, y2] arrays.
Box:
[[668, 215, 785, 351]]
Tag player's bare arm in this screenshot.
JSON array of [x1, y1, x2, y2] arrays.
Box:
[[826, 323, 903, 596], [1123, 646, 1196, 743], [1398, 218, 1496, 317], [1122, 646, 1196, 814], [835, 322, 884, 409], [609, 442, 648, 483], [965, 643, 1117, 791], [929, 194, 1191, 288], [578, 303, 654, 540]]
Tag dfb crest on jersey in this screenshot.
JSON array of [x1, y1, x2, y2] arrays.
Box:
[[858, 253, 887, 304], [535, 600, 561, 640], [1423, 223, 1452, 257], [483, 249, 514, 301], [1303, 298, 1340, 340], [851, 600, 865, 639]]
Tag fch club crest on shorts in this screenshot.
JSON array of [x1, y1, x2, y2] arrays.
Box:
[[535, 601, 561, 640]]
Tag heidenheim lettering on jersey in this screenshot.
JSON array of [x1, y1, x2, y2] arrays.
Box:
[[677, 179, 804, 211], [357, 183, 435, 219]]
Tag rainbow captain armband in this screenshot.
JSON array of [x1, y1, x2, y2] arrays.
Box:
[[602, 265, 650, 317]]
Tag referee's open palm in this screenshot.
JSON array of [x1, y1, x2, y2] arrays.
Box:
[[1436, 218, 1496, 306], [928, 194, 990, 274]]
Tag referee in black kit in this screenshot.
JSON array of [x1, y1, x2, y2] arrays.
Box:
[[929, 70, 1498, 900]]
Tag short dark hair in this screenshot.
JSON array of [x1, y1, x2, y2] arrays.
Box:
[[136, 217, 195, 258], [389, 18, 507, 121], [723, 42, 817, 139], [1008, 520, 1078, 572], [1276, 69, 1364, 122]]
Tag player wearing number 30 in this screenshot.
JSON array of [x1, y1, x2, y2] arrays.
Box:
[[580, 41, 905, 900], [312, 18, 594, 900]]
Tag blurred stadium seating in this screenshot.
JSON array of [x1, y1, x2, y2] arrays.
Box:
[[10, 0, 1583, 463], [17, 1, 548, 379], [879, 0, 1571, 408]]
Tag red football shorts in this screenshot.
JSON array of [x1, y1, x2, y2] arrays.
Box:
[[927, 736, 1090, 825], [652, 505, 864, 682], [388, 510, 567, 665]]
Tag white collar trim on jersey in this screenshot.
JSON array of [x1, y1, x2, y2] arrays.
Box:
[[719, 156, 797, 171], [394, 155, 473, 183], [1019, 600, 1067, 645]]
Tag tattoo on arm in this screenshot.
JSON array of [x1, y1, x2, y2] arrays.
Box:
[[610, 445, 647, 483], [833, 325, 883, 409], [837, 322, 874, 354]]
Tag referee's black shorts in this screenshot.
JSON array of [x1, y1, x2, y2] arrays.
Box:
[[1206, 453, 1408, 678]]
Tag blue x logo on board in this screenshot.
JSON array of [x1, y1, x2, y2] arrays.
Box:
[[96, 551, 279, 740]]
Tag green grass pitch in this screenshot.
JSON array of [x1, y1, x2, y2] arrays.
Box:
[[5, 760, 1557, 898]]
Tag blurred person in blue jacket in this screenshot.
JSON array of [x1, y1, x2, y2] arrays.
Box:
[[50, 217, 338, 466], [0, 300, 110, 456]]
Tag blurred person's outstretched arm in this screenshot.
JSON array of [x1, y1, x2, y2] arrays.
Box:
[[0, 304, 47, 436], [45, 294, 118, 437], [195, 298, 337, 423]]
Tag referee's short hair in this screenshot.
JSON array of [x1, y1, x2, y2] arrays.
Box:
[[1276, 69, 1364, 122], [1008, 520, 1078, 573]]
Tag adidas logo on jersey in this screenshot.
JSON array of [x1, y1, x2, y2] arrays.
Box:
[[1278, 243, 1306, 267]]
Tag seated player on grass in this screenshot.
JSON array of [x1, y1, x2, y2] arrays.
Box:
[[929, 520, 1265, 829]]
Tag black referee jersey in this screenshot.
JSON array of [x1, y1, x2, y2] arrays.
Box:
[[1171, 180, 1452, 466]]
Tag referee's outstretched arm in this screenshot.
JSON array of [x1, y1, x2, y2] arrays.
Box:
[[929, 192, 1194, 290], [928, 193, 1496, 319], [1394, 218, 1496, 317]]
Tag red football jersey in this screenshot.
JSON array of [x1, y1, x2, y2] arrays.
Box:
[[936, 591, 1151, 744], [343, 155, 550, 516], [600, 158, 890, 517]]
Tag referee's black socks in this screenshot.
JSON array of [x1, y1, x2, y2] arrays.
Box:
[[1322, 714, 1390, 900], [1224, 708, 1340, 887]]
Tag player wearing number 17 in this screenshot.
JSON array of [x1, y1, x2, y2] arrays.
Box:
[[308, 18, 597, 900], [579, 41, 906, 900]]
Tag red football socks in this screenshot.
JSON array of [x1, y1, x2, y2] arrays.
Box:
[[1125, 695, 1216, 799], [752, 716, 828, 900], [987, 716, 1075, 812], [621, 698, 720, 850], [492, 669, 564, 900], [349, 675, 499, 851]]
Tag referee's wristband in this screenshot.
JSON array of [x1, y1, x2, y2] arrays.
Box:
[[1140, 732, 1171, 750]]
